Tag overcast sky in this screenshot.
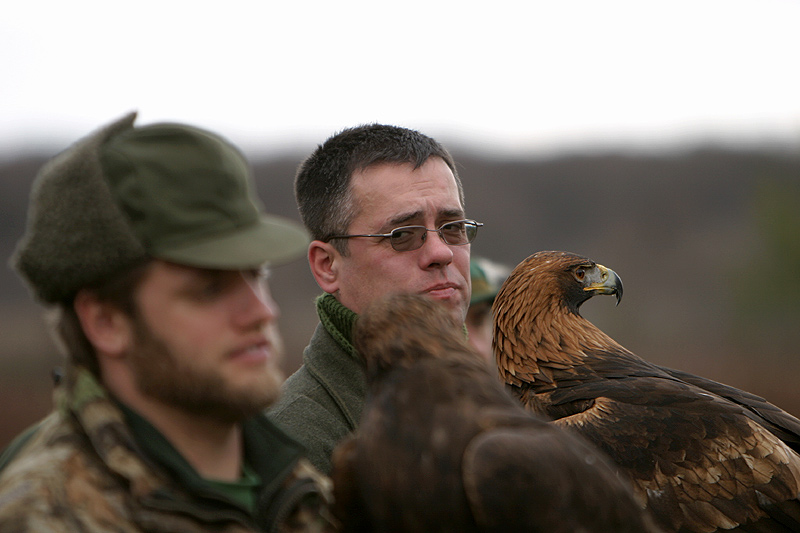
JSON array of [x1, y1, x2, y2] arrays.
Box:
[[2, 0, 799, 159]]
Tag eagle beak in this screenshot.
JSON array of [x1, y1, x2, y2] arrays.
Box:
[[584, 264, 623, 306]]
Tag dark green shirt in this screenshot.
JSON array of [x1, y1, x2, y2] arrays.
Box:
[[120, 403, 264, 513]]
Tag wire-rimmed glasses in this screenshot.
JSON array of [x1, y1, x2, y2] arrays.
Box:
[[326, 219, 483, 252]]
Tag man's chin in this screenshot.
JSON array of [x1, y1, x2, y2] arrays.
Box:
[[197, 388, 281, 422], [170, 372, 284, 422], [228, 371, 284, 410]]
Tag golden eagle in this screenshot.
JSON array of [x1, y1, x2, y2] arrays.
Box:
[[493, 250, 800, 532], [331, 292, 660, 532]]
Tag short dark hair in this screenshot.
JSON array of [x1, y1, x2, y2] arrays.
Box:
[[294, 124, 463, 254], [52, 259, 152, 377]]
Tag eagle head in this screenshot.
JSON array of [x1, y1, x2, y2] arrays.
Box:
[[498, 251, 623, 317], [493, 251, 627, 384]]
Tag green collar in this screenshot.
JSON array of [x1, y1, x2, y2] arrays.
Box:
[[119, 403, 253, 511], [118, 401, 304, 515], [316, 293, 359, 360]]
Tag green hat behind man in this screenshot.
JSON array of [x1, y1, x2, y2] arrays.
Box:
[[12, 112, 309, 304], [470, 256, 511, 306]]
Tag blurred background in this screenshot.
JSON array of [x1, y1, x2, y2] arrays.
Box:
[[2, 0, 799, 449]]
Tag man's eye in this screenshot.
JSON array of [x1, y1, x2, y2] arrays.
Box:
[[390, 228, 419, 243], [198, 280, 224, 300], [186, 273, 227, 301], [441, 221, 466, 236]]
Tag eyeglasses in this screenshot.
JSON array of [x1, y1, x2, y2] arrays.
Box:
[[326, 219, 483, 252]]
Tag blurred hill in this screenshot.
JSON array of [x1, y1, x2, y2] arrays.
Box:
[[2, 145, 799, 448]]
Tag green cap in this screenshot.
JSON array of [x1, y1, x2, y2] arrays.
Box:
[[470, 256, 510, 306], [12, 112, 309, 304]]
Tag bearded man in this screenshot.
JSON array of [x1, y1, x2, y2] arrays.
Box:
[[0, 114, 335, 532]]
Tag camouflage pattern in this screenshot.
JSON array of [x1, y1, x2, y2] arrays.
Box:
[[0, 365, 337, 533]]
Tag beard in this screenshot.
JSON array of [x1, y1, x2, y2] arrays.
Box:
[[127, 316, 284, 423]]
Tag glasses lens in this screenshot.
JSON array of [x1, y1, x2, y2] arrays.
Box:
[[389, 226, 426, 251], [464, 221, 478, 242], [387, 221, 479, 251], [440, 220, 475, 245]]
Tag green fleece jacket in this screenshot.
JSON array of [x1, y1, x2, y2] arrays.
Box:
[[268, 294, 364, 475]]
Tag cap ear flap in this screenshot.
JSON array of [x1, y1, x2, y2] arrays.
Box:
[[12, 112, 145, 304]]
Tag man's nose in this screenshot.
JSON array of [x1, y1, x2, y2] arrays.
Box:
[[419, 228, 455, 267]]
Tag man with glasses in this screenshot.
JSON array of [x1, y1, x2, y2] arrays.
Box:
[[269, 124, 481, 474]]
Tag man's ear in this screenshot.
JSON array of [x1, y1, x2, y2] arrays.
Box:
[[308, 240, 341, 294], [73, 289, 133, 358]]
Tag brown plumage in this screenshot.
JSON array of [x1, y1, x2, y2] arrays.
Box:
[[493, 250, 800, 532], [331, 292, 661, 533]]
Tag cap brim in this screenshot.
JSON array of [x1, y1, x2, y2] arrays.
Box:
[[154, 214, 309, 270]]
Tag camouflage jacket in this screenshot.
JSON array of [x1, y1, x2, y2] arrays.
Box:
[[0, 366, 336, 533]]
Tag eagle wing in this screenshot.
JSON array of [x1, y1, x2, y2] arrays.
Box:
[[462, 422, 660, 533], [661, 365, 800, 453], [535, 372, 800, 532]]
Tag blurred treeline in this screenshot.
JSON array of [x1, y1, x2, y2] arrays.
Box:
[[2, 144, 799, 449]]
